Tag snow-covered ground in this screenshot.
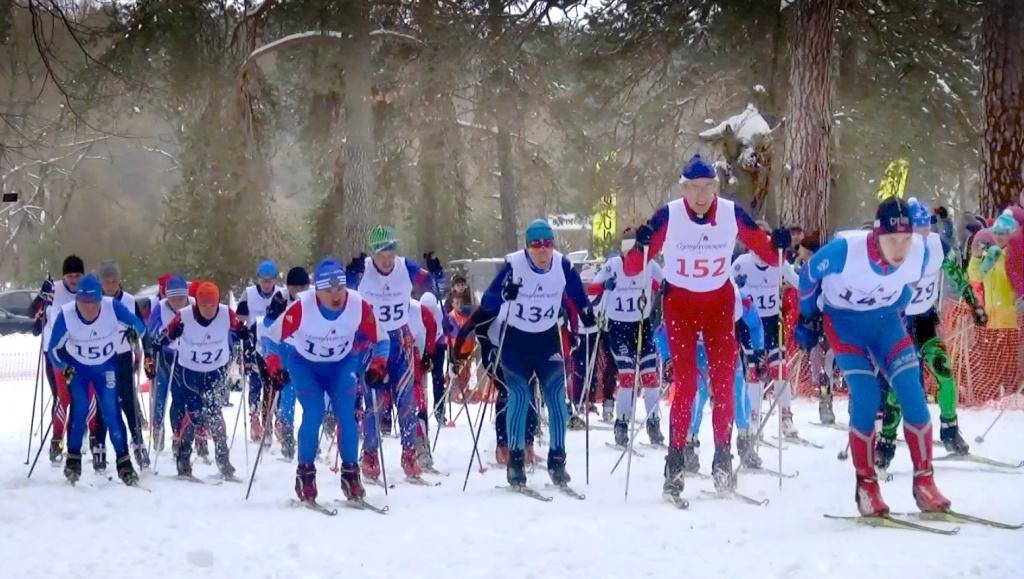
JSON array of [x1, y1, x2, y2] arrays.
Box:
[[1, 341, 1022, 578]]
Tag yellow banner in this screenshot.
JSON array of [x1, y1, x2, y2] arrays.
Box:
[[876, 158, 910, 200], [592, 194, 616, 257]]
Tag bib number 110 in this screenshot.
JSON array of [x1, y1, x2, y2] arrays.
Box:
[[676, 257, 726, 278]]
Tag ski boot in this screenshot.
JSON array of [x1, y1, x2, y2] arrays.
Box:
[[49, 438, 64, 465], [249, 412, 263, 443], [939, 417, 969, 456], [360, 449, 381, 481], [681, 435, 700, 473], [663, 447, 685, 497], [91, 443, 107, 474], [340, 462, 365, 501], [64, 452, 82, 484], [495, 446, 510, 466], [280, 430, 296, 461], [116, 455, 139, 486], [646, 415, 665, 446], [401, 447, 423, 477], [295, 463, 317, 501], [850, 429, 889, 516], [601, 400, 614, 423], [196, 437, 210, 463], [613, 419, 629, 447], [818, 376, 836, 424], [568, 414, 586, 431], [736, 430, 763, 469], [548, 449, 571, 486], [905, 423, 951, 513], [218, 459, 236, 480], [132, 443, 151, 469], [414, 437, 434, 470], [874, 436, 896, 471], [780, 407, 798, 438], [507, 449, 527, 487], [176, 454, 192, 478], [711, 444, 735, 493]]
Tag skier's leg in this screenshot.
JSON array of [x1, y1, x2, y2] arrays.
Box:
[[294, 360, 326, 465], [115, 352, 142, 444], [93, 365, 128, 457], [688, 339, 710, 436], [500, 328, 534, 452], [391, 330, 418, 451], [66, 368, 90, 455], [431, 343, 446, 420], [537, 328, 568, 452], [664, 287, 700, 451], [327, 358, 361, 465], [700, 286, 738, 448]]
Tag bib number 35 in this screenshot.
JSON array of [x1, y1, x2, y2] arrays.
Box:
[[676, 257, 727, 279]]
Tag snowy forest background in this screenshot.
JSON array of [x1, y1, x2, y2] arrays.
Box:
[[0, 0, 1021, 291]]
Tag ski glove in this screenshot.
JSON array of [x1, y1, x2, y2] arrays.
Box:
[[420, 355, 433, 373], [264, 292, 287, 322], [501, 277, 521, 302], [795, 313, 823, 352], [771, 227, 792, 251], [143, 356, 156, 379], [62, 365, 75, 384], [365, 356, 388, 386], [423, 252, 444, 275], [634, 224, 654, 247], [345, 254, 367, 279], [261, 354, 290, 391]]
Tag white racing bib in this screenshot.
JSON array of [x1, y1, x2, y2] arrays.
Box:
[[661, 198, 739, 292], [732, 254, 780, 317], [500, 250, 566, 333], [289, 290, 363, 363], [114, 291, 137, 355], [61, 298, 121, 366], [906, 232, 944, 316], [821, 231, 925, 312], [359, 256, 415, 333], [44, 281, 77, 352], [598, 256, 662, 322], [177, 305, 232, 372]]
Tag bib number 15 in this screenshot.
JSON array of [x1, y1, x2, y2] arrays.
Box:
[[676, 257, 727, 279]]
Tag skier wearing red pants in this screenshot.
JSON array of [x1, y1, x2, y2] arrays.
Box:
[[624, 154, 778, 498]]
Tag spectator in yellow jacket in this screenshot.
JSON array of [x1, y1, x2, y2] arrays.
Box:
[[968, 212, 1020, 329]]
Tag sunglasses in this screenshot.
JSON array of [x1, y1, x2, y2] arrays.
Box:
[[528, 239, 554, 249]]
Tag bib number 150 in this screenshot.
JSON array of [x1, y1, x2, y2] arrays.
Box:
[[676, 257, 726, 279]]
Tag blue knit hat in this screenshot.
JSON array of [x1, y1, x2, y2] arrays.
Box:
[[314, 259, 346, 290], [76, 274, 102, 303], [257, 260, 278, 280], [907, 198, 933, 228], [165, 275, 189, 298], [992, 209, 1019, 235], [874, 198, 913, 235], [524, 219, 554, 245], [680, 154, 716, 182]]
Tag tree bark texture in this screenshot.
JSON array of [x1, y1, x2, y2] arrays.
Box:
[[980, 0, 1024, 217]]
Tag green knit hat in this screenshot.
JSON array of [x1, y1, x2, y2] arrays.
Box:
[[368, 225, 399, 253]]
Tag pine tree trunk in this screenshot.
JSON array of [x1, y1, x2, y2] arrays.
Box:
[[489, 0, 519, 253], [780, 0, 837, 233], [338, 3, 376, 259], [980, 0, 1024, 217]]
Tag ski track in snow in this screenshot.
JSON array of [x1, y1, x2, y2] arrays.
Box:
[[1, 357, 1022, 577]]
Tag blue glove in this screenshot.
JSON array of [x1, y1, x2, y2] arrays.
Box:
[[603, 276, 617, 292], [795, 313, 822, 352], [345, 254, 366, 278]]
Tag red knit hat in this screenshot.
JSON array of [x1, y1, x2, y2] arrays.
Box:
[[196, 282, 220, 306]]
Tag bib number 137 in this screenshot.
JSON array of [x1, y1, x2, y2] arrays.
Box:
[[676, 257, 726, 278]]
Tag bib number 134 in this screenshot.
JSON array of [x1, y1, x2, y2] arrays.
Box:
[[676, 257, 726, 278]]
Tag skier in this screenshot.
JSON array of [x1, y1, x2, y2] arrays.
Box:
[[455, 219, 596, 488], [875, 198, 982, 467], [730, 230, 800, 437], [264, 259, 388, 504], [420, 291, 448, 423], [145, 275, 194, 451], [346, 226, 446, 480], [261, 266, 311, 460], [160, 282, 244, 480], [98, 261, 151, 468], [408, 296, 439, 469], [236, 260, 284, 444], [588, 229, 665, 447], [624, 153, 778, 498], [47, 274, 146, 485], [796, 197, 951, 516]]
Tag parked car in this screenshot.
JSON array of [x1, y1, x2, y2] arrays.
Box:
[[0, 306, 35, 335], [0, 289, 36, 318]]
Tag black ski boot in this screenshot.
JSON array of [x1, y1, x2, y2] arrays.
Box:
[[176, 455, 192, 478], [64, 452, 82, 483], [711, 444, 736, 493], [281, 430, 296, 461], [818, 392, 836, 425], [340, 462, 365, 501], [568, 414, 586, 431], [736, 431, 763, 469], [507, 449, 527, 487], [49, 438, 64, 465], [547, 449, 571, 486], [91, 443, 107, 473], [939, 417, 969, 455], [875, 437, 896, 471], [218, 459, 236, 480], [682, 435, 700, 473], [663, 447, 685, 497], [116, 455, 139, 486], [601, 400, 614, 423], [132, 443, 151, 469], [613, 418, 629, 447], [646, 415, 665, 446]]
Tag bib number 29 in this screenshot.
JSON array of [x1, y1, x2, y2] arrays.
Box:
[[676, 257, 726, 279]]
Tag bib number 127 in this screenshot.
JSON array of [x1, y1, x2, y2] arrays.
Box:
[[676, 257, 726, 279]]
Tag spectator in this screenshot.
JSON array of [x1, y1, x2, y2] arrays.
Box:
[[968, 213, 1019, 329]]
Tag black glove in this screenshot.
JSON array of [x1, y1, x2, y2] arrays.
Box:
[[751, 349, 768, 379], [265, 292, 287, 322], [635, 224, 654, 247], [423, 251, 443, 275], [39, 279, 54, 305], [144, 355, 156, 379], [420, 355, 433, 373], [268, 368, 290, 391], [62, 365, 75, 384], [771, 227, 792, 251], [153, 330, 170, 350], [345, 254, 367, 278], [123, 326, 140, 345], [501, 277, 521, 302], [795, 313, 823, 352]]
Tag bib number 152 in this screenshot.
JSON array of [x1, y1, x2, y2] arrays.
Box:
[[676, 257, 726, 279]]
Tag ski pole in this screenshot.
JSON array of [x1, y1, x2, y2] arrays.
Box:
[[732, 351, 803, 480], [777, 247, 784, 491], [623, 245, 650, 501], [974, 380, 1024, 444], [369, 387, 389, 496], [245, 386, 278, 500], [151, 351, 180, 475], [25, 334, 44, 464], [27, 403, 55, 480], [579, 315, 605, 486]]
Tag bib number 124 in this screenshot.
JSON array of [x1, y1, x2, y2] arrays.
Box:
[[676, 257, 726, 279]]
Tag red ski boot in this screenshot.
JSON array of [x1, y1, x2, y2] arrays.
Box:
[[249, 412, 263, 443], [360, 449, 381, 481], [495, 446, 510, 466], [340, 462, 365, 501], [849, 429, 890, 516], [401, 447, 423, 477], [295, 463, 317, 501], [905, 423, 951, 512]]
